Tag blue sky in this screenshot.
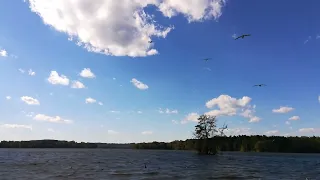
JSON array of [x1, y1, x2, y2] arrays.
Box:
[[0, 0, 319, 143]]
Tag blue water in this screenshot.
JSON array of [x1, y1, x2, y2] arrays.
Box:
[[0, 149, 319, 180]]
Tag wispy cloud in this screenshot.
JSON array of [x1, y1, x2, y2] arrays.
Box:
[[131, 78, 149, 90], [304, 36, 311, 44], [48, 128, 55, 132], [299, 128, 316, 133], [159, 108, 178, 114], [18, 69, 25, 73], [5, 96, 11, 100], [33, 114, 73, 124], [141, 131, 153, 135], [98, 102, 103, 106], [107, 130, 118, 135], [110, 110, 120, 113], [289, 116, 300, 121], [265, 130, 280, 136], [272, 106, 294, 113], [21, 96, 40, 105], [0, 124, 32, 130]]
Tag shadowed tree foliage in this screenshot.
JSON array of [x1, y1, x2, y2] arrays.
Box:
[[133, 136, 320, 153], [193, 115, 227, 155]]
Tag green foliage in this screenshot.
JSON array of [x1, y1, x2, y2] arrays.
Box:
[[133, 135, 320, 153]]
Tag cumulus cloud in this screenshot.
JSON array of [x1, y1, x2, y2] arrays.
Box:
[[0, 49, 7, 57], [85, 97, 96, 104], [33, 114, 73, 124], [107, 130, 119, 135], [285, 121, 290, 125], [27, 0, 226, 57], [181, 112, 200, 124], [28, 69, 36, 76], [265, 130, 280, 136], [131, 78, 149, 90], [289, 116, 300, 121], [98, 102, 103, 106], [5, 96, 11, 100], [141, 131, 153, 135], [272, 106, 294, 114], [299, 128, 315, 133], [21, 96, 40, 105], [205, 95, 260, 123], [80, 68, 95, 78], [71, 80, 86, 89], [47, 71, 70, 86]]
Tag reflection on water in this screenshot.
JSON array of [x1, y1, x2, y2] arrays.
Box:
[[0, 149, 319, 180]]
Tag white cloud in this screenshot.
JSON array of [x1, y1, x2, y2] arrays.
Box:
[[48, 128, 55, 132], [26, 112, 34, 117], [28, 69, 36, 76], [85, 97, 96, 104], [159, 108, 178, 114], [265, 130, 279, 136], [299, 128, 315, 133], [0, 124, 32, 130], [98, 102, 103, 106], [110, 110, 120, 113], [131, 78, 149, 90], [289, 116, 300, 121], [172, 120, 178, 124], [71, 80, 86, 89], [0, 49, 7, 57], [107, 130, 118, 135], [232, 33, 237, 39], [272, 106, 294, 114], [47, 71, 70, 86], [181, 112, 200, 124], [79, 68, 95, 78], [21, 96, 40, 105], [304, 36, 311, 44], [18, 69, 25, 73], [113, 77, 116, 80], [205, 95, 260, 123], [285, 121, 291, 125], [225, 128, 252, 136], [137, 111, 143, 114], [318, 95, 320, 103], [33, 114, 73, 124], [28, 0, 226, 57], [141, 131, 153, 135], [5, 96, 11, 100]]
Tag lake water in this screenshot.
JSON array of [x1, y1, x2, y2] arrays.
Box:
[[0, 149, 319, 180]]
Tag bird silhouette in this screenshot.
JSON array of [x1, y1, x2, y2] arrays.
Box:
[[203, 58, 211, 62], [148, 40, 153, 43], [234, 34, 251, 40], [253, 84, 266, 87]]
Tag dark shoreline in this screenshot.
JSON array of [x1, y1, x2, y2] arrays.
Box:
[[1, 135, 320, 153]]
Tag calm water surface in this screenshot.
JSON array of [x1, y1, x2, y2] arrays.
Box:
[[0, 149, 319, 180]]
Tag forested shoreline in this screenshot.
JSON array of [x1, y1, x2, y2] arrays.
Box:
[[1, 135, 320, 153], [134, 135, 320, 153]]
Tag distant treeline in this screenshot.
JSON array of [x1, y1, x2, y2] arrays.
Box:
[[133, 135, 320, 153], [0, 140, 98, 148], [0, 140, 135, 149]]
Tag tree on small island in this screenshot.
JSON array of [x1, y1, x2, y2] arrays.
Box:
[[194, 114, 227, 155]]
